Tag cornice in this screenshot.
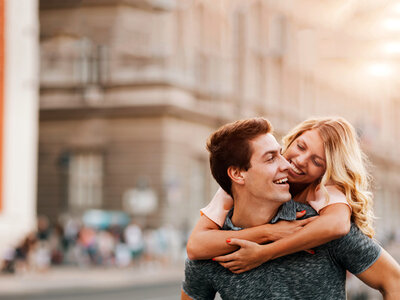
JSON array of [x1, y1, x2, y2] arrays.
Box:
[[40, 0, 176, 11], [39, 104, 230, 128]]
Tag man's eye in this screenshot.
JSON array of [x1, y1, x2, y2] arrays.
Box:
[[266, 156, 275, 162]]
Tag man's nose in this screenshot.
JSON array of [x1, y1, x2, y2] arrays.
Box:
[[279, 156, 291, 171]]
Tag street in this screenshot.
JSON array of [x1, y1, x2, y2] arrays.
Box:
[[0, 282, 182, 300]]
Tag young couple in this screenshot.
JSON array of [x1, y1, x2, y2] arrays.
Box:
[[182, 117, 400, 299]]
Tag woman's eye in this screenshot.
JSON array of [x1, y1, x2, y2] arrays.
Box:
[[266, 156, 275, 162], [313, 159, 322, 167], [297, 143, 305, 150]]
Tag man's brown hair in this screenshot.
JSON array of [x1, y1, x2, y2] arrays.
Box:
[[206, 117, 273, 196]]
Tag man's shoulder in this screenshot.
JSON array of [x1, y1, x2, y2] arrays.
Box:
[[185, 258, 217, 273], [330, 223, 374, 246], [185, 258, 210, 267], [327, 223, 382, 275], [183, 259, 219, 299]]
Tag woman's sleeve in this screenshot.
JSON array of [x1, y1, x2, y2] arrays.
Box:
[[307, 185, 352, 214], [200, 188, 234, 228]]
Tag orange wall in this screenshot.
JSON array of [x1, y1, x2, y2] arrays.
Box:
[[0, 0, 4, 212]]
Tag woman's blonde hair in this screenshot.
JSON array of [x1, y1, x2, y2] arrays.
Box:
[[282, 117, 375, 238]]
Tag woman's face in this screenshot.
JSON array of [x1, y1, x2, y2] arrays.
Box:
[[284, 129, 326, 184]]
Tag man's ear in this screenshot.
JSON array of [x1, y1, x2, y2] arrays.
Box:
[[227, 166, 245, 185]]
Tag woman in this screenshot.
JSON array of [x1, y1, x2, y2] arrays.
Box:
[[186, 117, 375, 274]]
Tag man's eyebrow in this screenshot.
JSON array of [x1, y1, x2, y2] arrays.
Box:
[[261, 148, 281, 158]]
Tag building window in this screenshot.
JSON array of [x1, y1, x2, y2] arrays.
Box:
[[77, 38, 109, 86], [68, 152, 103, 211]]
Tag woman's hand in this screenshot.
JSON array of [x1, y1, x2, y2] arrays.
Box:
[[212, 238, 270, 274], [265, 212, 317, 242]]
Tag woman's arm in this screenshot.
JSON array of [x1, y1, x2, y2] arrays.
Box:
[[214, 203, 351, 273], [261, 202, 351, 257], [186, 212, 314, 260]]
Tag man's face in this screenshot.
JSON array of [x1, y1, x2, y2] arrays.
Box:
[[242, 133, 292, 203]]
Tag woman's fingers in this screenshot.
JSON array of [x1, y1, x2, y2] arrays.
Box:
[[226, 238, 250, 248], [299, 216, 318, 225], [219, 260, 247, 270], [295, 210, 306, 219], [219, 261, 238, 269], [230, 267, 246, 274], [213, 253, 235, 262]]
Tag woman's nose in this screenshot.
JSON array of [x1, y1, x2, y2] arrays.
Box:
[[296, 154, 308, 168]]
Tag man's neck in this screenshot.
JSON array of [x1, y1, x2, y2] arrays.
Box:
[[289, 182, 308, 197], [231, 191, 282, 228]]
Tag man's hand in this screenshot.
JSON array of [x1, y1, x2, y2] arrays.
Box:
[[213, 238, 266, 274], [266, 212, 317, 242]]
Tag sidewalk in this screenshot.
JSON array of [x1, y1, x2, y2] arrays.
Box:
[[0, 262, 185, 297]]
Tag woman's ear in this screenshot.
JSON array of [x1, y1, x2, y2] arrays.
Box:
[[227, 166, 245, 185]]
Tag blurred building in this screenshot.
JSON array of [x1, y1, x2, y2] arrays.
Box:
[[0, 0, 39, 254], [38, 0, 400, 238], [38, 0, 220, 229]]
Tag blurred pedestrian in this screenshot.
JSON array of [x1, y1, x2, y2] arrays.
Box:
[[1, 246, 16, 274], [97, 229, 115, 266], [14, 232, 37, 273], [124, 221, 144, 265]]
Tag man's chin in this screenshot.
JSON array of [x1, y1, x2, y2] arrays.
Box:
[[270, 194, 291, 203], [280, 191, 292, 202], [282, 196, 292, 202]]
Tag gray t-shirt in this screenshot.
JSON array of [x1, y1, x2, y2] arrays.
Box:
[[182, 200, 381, 300]]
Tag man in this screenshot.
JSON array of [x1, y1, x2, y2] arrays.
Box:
[[181, 117, 400, 299]]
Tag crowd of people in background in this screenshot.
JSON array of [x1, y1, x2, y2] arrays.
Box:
[[1, 215, 188, 274], [2, 214, 400, 276]]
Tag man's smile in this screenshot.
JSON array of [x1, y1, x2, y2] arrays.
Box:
[[273, 177, 289, 185]]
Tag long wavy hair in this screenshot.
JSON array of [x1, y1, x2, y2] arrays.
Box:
[[282, 117, 375, 238]]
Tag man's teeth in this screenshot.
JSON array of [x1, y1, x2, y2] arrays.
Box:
[[274, 178, 288, 184], [290, 163, 303, 175]]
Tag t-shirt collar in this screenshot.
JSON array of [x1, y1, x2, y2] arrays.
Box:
[[222, 200, 313, 230]]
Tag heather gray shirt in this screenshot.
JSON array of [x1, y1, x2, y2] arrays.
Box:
[[182, 200, 381, 300]]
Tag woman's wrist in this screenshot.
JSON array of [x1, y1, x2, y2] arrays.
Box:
[[258, 243, 276, 263], [260, 224, 274, 243]]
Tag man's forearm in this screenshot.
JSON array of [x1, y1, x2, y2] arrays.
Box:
[[382, 291, 400, 300], [356, 248, 400, 299]]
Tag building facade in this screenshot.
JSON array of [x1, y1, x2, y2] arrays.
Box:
[[38, 0, 400, 237]]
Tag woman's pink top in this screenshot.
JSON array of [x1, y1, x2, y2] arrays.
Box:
[[200, 188, 234, 227], [200, 186, 351, 228]]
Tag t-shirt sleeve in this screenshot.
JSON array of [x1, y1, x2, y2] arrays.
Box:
[[307, 185, 351, 213], [182, 259, 216, 299], [330, 224, 382, 275], [200, 188, 233, 228]]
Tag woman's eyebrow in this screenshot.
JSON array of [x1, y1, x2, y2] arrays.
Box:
[[314, 155, 326, 163], [300, 138, 325, 162]]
